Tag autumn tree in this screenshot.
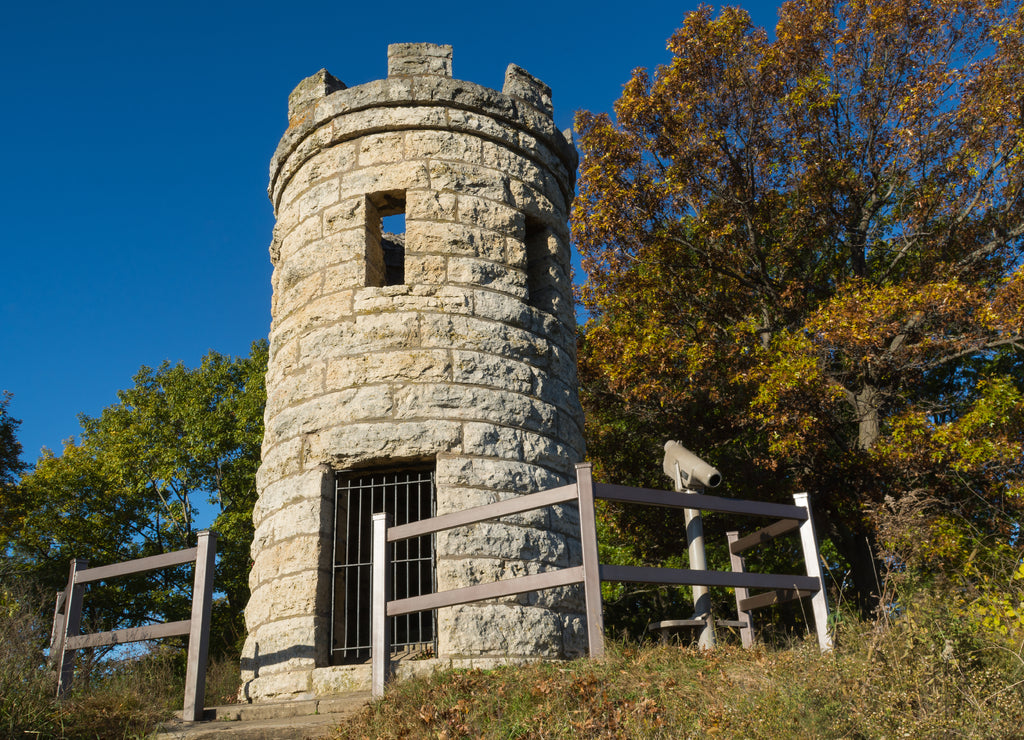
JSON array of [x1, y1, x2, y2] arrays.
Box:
[[574, 0, 1024, 612], [0, 341, 267, 652]]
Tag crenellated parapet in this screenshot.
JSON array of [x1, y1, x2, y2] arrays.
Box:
[[269, 43, 577, 219]]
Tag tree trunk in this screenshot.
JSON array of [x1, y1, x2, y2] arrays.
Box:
[[831, 517, 883, 616], [829, 383, 885, 614], [854, 384, 881, 450]]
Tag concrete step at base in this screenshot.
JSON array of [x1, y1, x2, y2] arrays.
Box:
[[155, 692, 371, 740]]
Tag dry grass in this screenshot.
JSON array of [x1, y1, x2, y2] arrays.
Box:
[[334, 495, 1024, 739], [0, 580, 241, 739], [3, 494, 1020, 738], [334, 611, 1024, 739], [0, 583, 61, 737]]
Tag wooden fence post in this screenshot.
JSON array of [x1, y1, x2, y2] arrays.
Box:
[[371, 512, 393, 699], [49, 590, 66, 668], [726, 531, 756, 648], [47, 541, 218, 717], [56, 558, 87, 698], [793, 493, 833, 652], [575, 463, 605, 660], [183, 530, 217, 722]]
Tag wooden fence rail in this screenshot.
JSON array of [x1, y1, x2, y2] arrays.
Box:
[[49, 531, 217, 723], [371, 463, 831, 697]]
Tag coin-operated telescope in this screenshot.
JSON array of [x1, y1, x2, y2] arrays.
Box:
[[663, 441, 721, 490], [662, 440, 722, 649]]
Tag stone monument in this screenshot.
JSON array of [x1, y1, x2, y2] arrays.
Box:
[[241, 43, 584, 701]]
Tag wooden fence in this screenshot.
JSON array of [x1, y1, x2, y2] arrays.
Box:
[[371, 463, 831, 697], [49, 530, 217, 722]]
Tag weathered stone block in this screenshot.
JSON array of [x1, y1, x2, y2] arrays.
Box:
[[265, 363, 325, 417], [436, 558, 572, 609], [409, 221, 506, 261], [246, 571, 322, 624], [288, 69, 346, 124], [438, 604, 565, 658], [241, 672, 314, 702], [406, 189, 457, 221], [311, 665, 371, 695], [248, 535, 322, 584], [303, 421, 464, 469], [433, 484, 500, 513], [428, 160, 510, 201], [447, 256, 526, 296], [418, 313, 549, 364], [266, 386, 394, 445], [359, 132, 406, 166], [325, 349, 452, 390], [469, 288, 532, 327], [243, 615, 319, 671], [282, 291, 357, 335], [435, 455, 564, 493], [508, 179, 560, 223], [297, 180, 340, 222], [273, 272, 324, 323], [503, 64, 553, 116], [406, 130, 483, 163], [451, 350, 534, 394], [340, 161, 430, 200], [461, 423, 574, 470], [562, 614, 588, 658], [251, 496, 330, 555], [252, 468, 329, 528], [318, 261, 371, 293], [446, 109, 517, 149], [351, 284, 471, 316], [322, 195, 364, 235], [256, 436, 304, 490], [278, 216, 322, 264], [393, 384, 554, 432], [299, 312, 420, 362], [436, 522, 569, 566], [388, 43, 453, 78], [404, 253, 448, 284], [292, 144, 357, 193]]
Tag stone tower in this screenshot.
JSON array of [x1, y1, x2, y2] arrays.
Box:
[[241, 43, 584, 701]]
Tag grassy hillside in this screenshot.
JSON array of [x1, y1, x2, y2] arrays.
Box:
[[4, 495, 1022, 739], [335, 619, 1024, 739], [2, 587, 1022, 738], [335, 499, 1024, 738]]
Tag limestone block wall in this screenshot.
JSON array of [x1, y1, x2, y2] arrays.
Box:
[[241, 44, 584, 701]]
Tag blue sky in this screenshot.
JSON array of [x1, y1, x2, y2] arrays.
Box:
[[0, 0, 782, 465]]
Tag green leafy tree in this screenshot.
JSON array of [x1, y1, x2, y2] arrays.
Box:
[[0, 392, 26, 495], [574, 0, 1024, 612], [0, 341, 267, 652]]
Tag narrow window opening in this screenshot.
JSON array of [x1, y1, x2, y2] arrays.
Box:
[[330, 467, 436, 665], [525, 217, 556, 314], [366, 192, 406, 287]]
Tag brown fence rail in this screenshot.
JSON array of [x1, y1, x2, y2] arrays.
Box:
[[49, 531, 217, 723], [371, 463, 831, 697]]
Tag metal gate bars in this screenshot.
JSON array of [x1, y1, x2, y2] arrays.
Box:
[[331, 469, 436, 664]]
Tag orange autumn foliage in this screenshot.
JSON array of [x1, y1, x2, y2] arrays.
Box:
[[574, 0, 1024, 611]]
